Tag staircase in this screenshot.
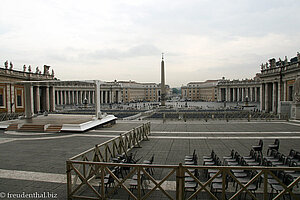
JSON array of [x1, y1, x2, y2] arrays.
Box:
[[6, 124, 19, 131], [19, 124, 45, 132], [45, 125, 62, 133]]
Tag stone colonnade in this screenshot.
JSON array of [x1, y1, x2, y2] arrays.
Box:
[[55, 89, 121, 106], [260, 81, 289, 114], [24, 84, 56, 118], [55, 89, 95, 106], [25, 82, 121, 117], [218, 86, 261, 103]]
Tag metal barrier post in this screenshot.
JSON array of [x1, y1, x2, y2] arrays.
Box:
[[176, 163, 184, 200]]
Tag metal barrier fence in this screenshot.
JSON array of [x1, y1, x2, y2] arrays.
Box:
[[147, 111, 281, 121], [66, 161, 300, 200], [0, 112, 23, 121]]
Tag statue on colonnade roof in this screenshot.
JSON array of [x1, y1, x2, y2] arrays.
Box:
[[9, 62, 13, 70], [4, 60, 8, 69]]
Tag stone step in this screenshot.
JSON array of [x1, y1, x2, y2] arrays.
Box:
[[19, 124, 45, 132], [6, 124, 19, 131], [45, 125, 62, 133]]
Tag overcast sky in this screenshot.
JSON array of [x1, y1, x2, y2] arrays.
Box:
[[1, 0, 300, 87]]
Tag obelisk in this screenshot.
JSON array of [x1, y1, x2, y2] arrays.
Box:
[[161, 53, 166, 106]]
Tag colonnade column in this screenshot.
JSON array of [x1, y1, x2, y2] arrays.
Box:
[[44, 86, 49, 112], [283, 81, 287, 101], [255, 87, 258, 102], [233, 88, 236, 102], [59, 91, 63, 105], [35, 86, 40, 113], [55, 91, 59, 105], [76, 91, 79, 104], [92, 91, 94, 104], [72, 91, 75, 104], [50, 86, 55, 111], [105, 91, 108, 104], [68, 91, 71, 104], [95, 81, 101, 119], [241, 88, 244, 101], [78, 91, 81, 104], [278, 81, 281, 114], [265, 83, 269, 112], [24, 83, 34, 119], [272, 82, 277, 113], [260, 84, 264, 111], [63, 91, 67, 105], [226, 87, 230, 102]]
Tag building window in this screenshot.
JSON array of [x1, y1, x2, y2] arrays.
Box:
[[15, 88, 24, 108], [17, 95, 22, 106], [0, 87, 5, 108], [0, 94, 3, 107], [289, 86, 294, 101]]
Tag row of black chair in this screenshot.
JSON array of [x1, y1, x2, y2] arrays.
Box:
[[224, 146, 300, 199], [204, 142, 299, 199]]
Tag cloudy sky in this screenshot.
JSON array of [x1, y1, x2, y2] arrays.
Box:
[[1, 0, 300, 87]]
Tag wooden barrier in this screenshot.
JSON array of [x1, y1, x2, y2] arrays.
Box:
[[67, 122, 300, 200], [66, 161, 300, 200]]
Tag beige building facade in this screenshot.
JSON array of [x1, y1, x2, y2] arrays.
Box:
[[0, 60, 170, 115], [0, 62, 55, 113], [181, 80, 218, 101]]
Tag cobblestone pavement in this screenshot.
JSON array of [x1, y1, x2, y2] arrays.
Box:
[[0, 119, 300, 199]]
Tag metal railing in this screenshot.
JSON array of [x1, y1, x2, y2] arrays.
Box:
[[148, 111, 280, 121], [0, 112, 23, 121]]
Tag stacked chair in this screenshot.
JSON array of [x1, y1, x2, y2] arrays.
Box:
[[98, 167, 121, 194], [128, 154, 154, 197], [202, 150, 228, 198], [267, 139, 280, 155], [252, 139, 263, 157], [184, 150, 199, 199]]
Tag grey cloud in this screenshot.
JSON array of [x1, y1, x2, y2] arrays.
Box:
[[85, 44, 161, 60]]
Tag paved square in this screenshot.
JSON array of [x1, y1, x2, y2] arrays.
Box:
[[0, 120, 300, 199]]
